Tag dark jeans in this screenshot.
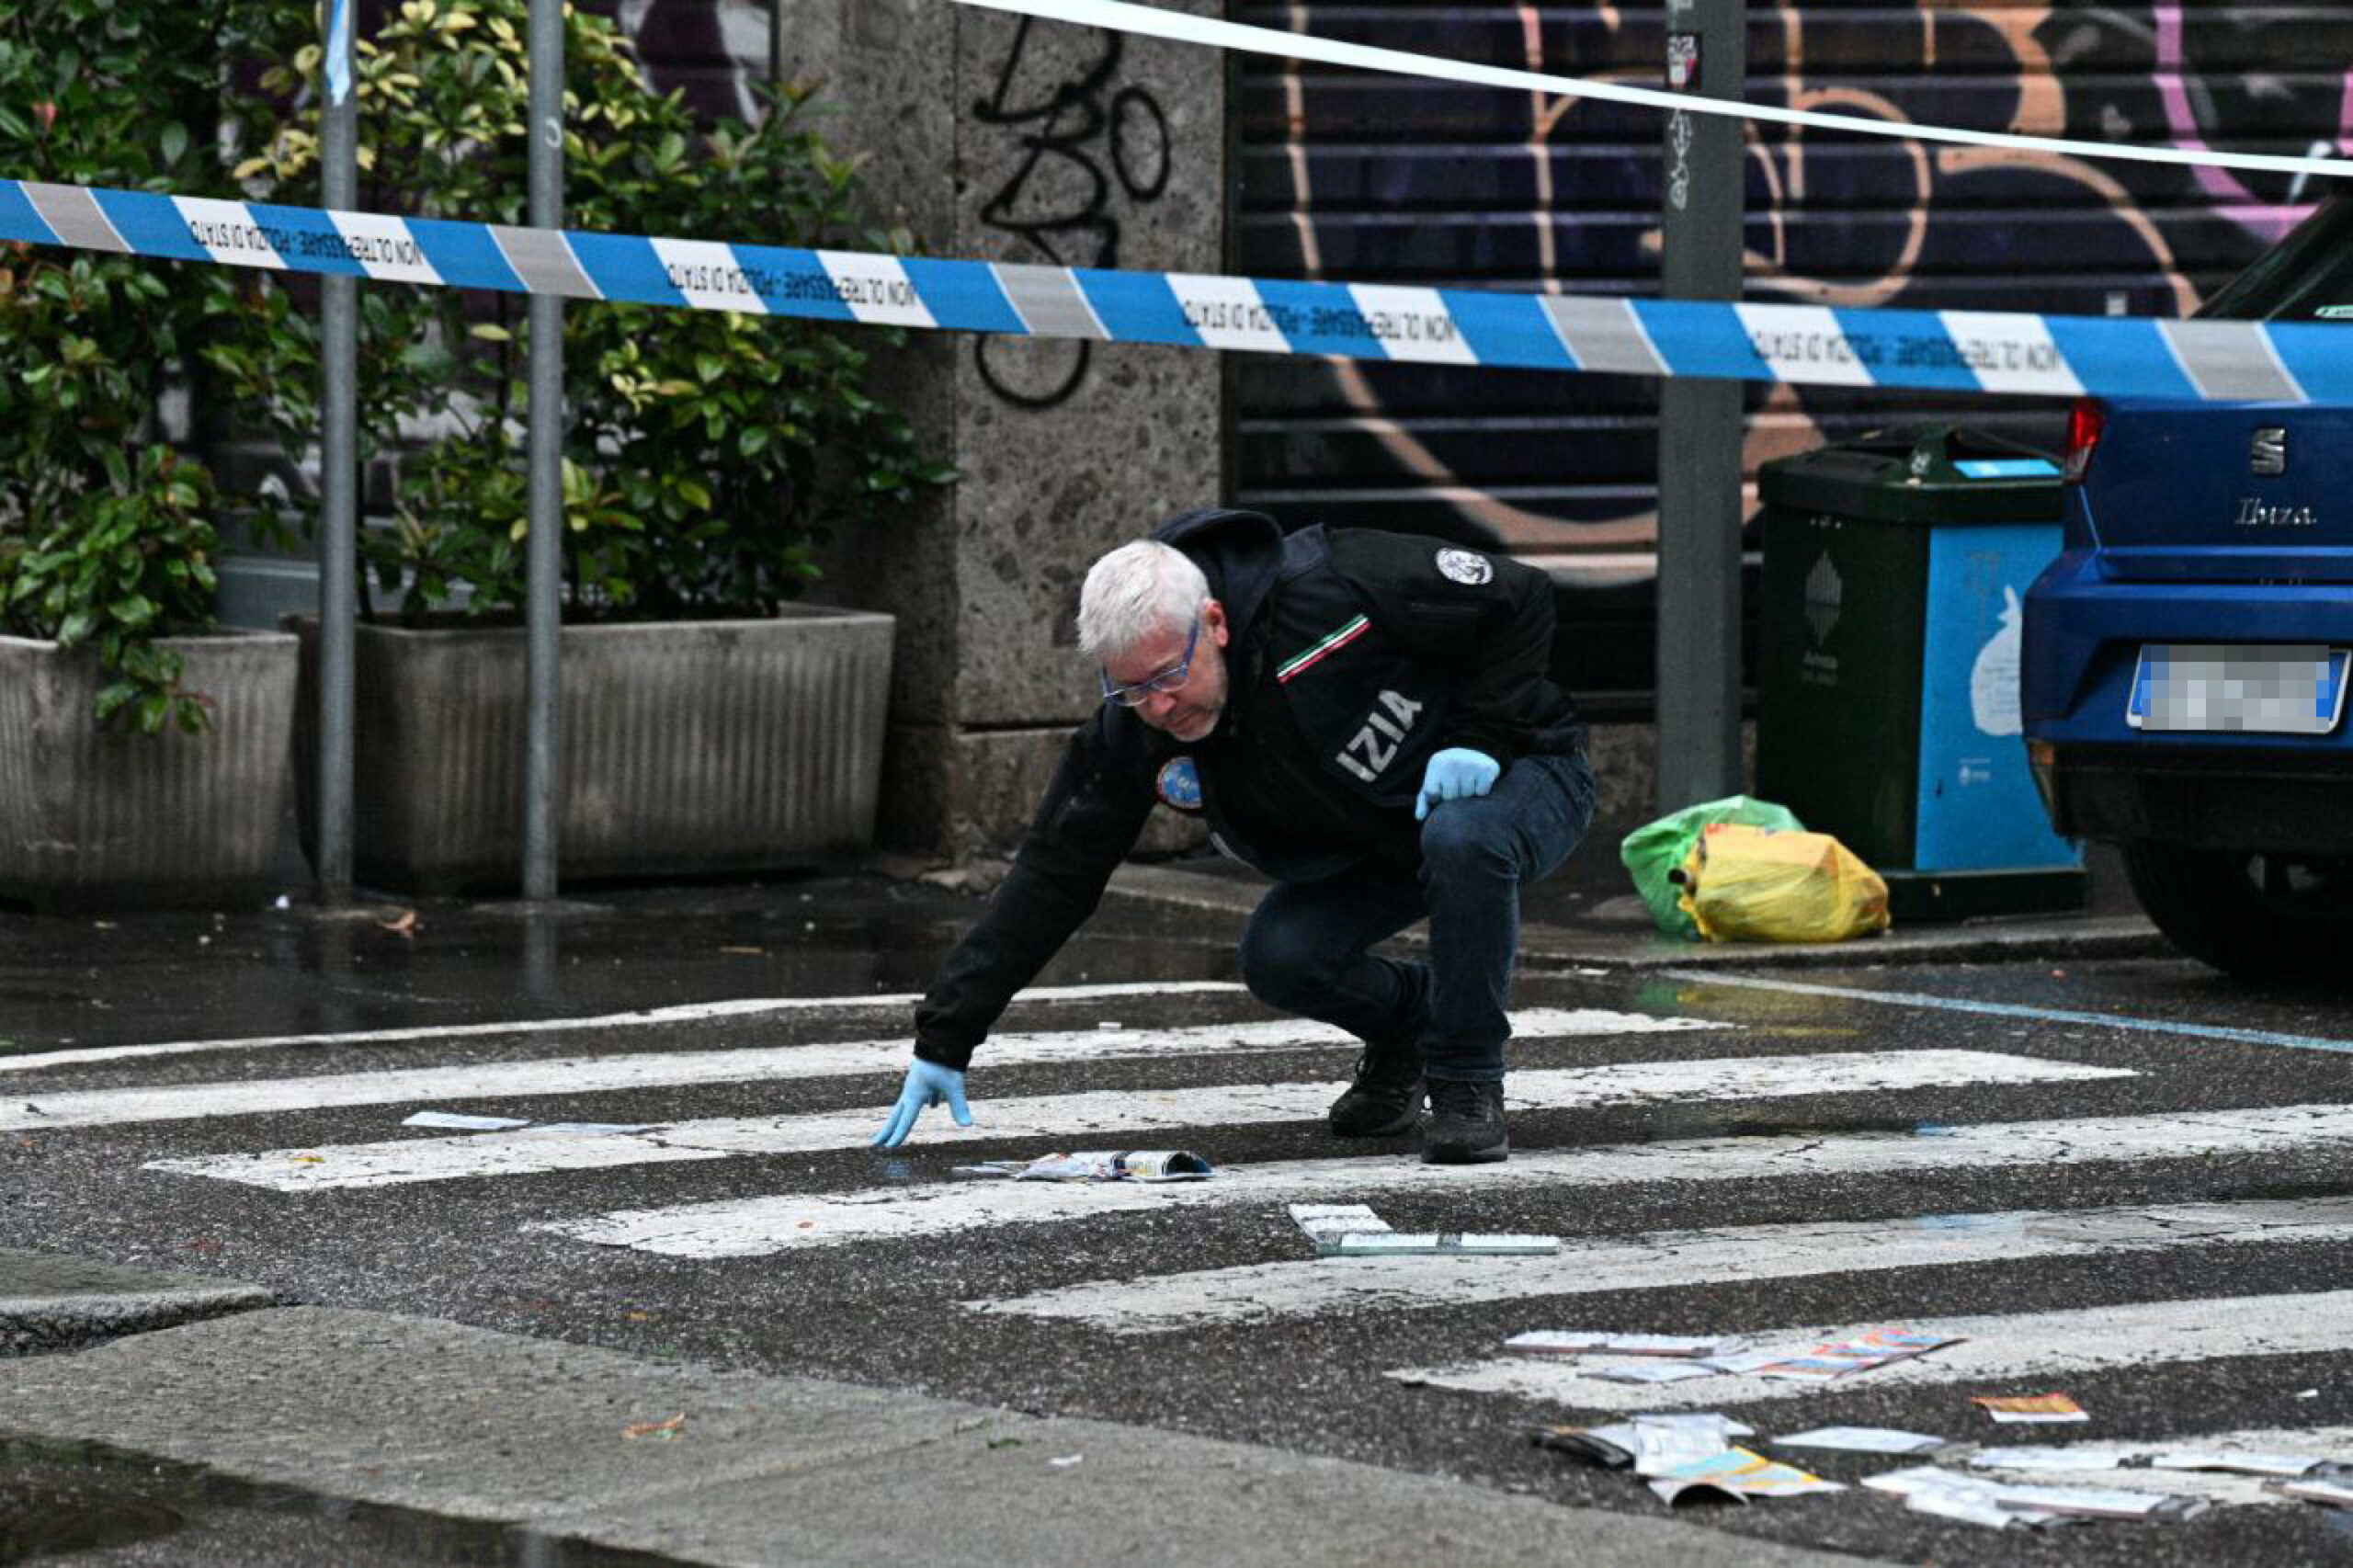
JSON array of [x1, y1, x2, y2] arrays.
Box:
[[1235, 752, 1596, 1084]]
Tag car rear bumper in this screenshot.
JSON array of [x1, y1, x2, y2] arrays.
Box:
[[2023, 549, 2353, 733], [2023, 549, 2353, 848], [2032, 740, 2353, 852]]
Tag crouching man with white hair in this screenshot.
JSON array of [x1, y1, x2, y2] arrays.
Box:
[[873, 507, 1594, 1165]]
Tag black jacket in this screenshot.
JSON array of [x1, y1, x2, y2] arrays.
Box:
[[913, 508, 1584, 1070]]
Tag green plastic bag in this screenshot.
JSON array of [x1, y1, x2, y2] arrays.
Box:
[[1619, 794, 1805, 939]]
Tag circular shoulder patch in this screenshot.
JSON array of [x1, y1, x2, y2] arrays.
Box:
[[1155, 756, 1204, 812], [1435, 547, 1494, 585]]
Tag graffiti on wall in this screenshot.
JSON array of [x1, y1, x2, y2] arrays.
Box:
[[968, 17, 1170, 408], [1242, 1, 2353, 562], [618, 0, 1171, 410], [607, 1, 2346, 551]]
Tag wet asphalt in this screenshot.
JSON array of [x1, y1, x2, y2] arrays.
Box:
[[6, 868, 2353, 1565]]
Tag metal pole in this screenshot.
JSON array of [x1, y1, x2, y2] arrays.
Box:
[[316, 2, 359, 903], [1653, 0, 1747, 811], [522, 0, 565, 901], [768, 0, 786, 97]]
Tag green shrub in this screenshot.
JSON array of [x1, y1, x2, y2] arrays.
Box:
[[0, 0, 234, 732], [210, 0, 950, 624]]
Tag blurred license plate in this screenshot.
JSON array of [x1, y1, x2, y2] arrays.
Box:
[[2127, 644, 2350, 733]]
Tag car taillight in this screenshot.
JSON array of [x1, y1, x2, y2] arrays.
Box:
[[2063, 397, 2106, 483]]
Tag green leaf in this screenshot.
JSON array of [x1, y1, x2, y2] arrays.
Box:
[[160, 121, 189, 165], [92, 680, 140, 722]]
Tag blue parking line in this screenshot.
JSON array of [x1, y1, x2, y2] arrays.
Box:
[[1656, 969, 2353, 1056]]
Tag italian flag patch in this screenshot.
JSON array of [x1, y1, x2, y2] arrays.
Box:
[[1277, 614, 1370, 683]]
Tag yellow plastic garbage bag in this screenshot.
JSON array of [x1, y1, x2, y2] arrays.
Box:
[[1675, 822, 1892, 943]]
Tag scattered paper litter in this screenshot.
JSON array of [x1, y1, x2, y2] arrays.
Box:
[[621, 1413, 686, 1442], [1984, 1480, 2209, 1521], [1773, 1427, 1947, 1456], [1756, 1328, 1964, 1381], [1530, 1414, 1755, 1475], [954, 1150, 1211, 1183], [1505, 1332, 1737, 1358], [1648, 1447, 1844, 1505], [2297, 1389, 2322, 1400], [1335, 1232, 1557, 1256], [1867, 1465, 2207, 1524], [1506, 1324, 1965, 1383], [402, 1111, 529, 1131], [1974, 1392, 2090, 1425], [1589, 1361, 1721, 1385], [1968, 1447, 2132, 1472], [1048, 1453, 1084, 1469], [1907, 1489, 2056, 1530], [1864, 1467, 2076, 1530], [2267, 1468, 2353, 1507], [1289, 1203, 1552, 1256], [1290, 1203, 1388, 1253], [2150, 1450, 2325, 1478]]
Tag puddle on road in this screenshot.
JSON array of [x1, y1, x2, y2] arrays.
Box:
[[0, 1440, 679, 1567], [0, 1476, 184, 1558]]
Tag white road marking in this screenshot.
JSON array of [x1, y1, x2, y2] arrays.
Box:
[[1660, 969, 2353, 1057], [13, 1007, 1710, 1134], [151, 1048, 2117, 1193], [537, 1102, 2353, 1259], [0, 981, 1254, 1074], [973, 1196, 2353, 1334], [1389, 1288, 2353, 1414], [152, 1045, 2118, 1191], [1965, 1428, 2353, 1510]]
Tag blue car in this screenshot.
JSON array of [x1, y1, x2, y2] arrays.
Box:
[[2023, 194, 2353, 983]]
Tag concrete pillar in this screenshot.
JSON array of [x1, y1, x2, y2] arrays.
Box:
[[786, 0, 1224, 858]]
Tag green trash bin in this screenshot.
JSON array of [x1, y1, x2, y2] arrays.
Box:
[[1755, 425, 2086, 922]]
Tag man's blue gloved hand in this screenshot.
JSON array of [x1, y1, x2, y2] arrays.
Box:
[[1415, 746, 1501, 821], [870, 1059, 972, 1148]]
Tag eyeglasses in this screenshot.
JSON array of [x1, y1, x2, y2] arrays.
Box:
[[1099, 616, 1203, 708]]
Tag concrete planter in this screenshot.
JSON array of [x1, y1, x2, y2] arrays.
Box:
[[293, 608, 895, 892], [0, 631, 300, 909]]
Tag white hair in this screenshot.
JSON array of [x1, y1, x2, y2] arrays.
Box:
[[1076, 540, 1210, 662]]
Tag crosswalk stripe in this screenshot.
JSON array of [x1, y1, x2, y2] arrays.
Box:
[[967, 1196, 2353, 1334], [0, 981, 1254, 1074], [16, 1006, 1701, 1134], [1961, 1427, 2353, 1509], [534, 1102, 2353, 1259], [1386, 1287, 2353, 1413], [149, 1048, 2120, 1193]]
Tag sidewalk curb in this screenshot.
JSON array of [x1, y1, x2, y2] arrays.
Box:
[[1107, 862, 2169, 970], [1519, 915, 2171, 971], [0, 1248, 278, 1355], [0, 1303, 1888, 1568]]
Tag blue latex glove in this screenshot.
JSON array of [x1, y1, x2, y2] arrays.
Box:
[[1415, 746, 1501, 821], [870, 1059, 973, 1148]]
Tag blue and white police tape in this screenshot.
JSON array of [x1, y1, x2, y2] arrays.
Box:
[[3, 177, 2346, 405]]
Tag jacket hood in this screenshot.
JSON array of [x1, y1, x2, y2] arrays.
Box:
[[1152, 507, 1286, 633]]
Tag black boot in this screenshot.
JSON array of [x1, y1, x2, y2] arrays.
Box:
[[1327, 1048, 1426, 1137], [1423, 1077, 1508, 1165]]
